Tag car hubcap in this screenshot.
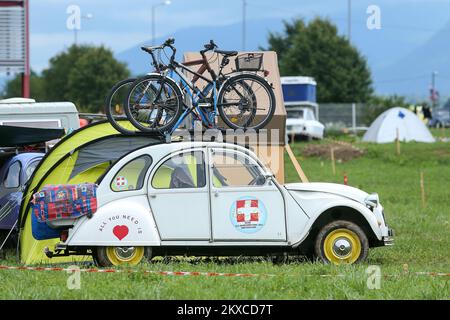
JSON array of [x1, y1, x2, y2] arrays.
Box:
[[323, 229, 362, 264], [332, 238, 352, 257], [106, 246, 144, 266]]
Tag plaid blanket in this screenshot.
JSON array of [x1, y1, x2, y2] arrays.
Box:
[[32, 183, 97, 222]]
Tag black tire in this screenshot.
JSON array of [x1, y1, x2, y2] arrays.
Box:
[[93, 246, 152, 267], [271, 253, 288, 265], [105, 78, 140, 135], [124, 75, 183, 133], [314, 220, 369, 265], [218, 73, 276, 130]]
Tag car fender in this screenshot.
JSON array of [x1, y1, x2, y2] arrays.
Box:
[[66, 195, 160, 247], [289, 192, 382, 247]]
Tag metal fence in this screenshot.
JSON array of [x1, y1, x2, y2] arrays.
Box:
[[318, 103, 369, 130]]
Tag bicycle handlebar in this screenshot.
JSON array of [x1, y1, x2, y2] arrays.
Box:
[[200, 39, 218, 55], [152, 38, 220, 67], [161, 38, 176, 63], [164, 38, 175, 46]]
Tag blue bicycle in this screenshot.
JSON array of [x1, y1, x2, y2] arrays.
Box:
[[124, 38, 276, 133]]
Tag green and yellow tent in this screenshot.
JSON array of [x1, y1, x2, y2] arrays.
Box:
[[18, 120, 163, 265]]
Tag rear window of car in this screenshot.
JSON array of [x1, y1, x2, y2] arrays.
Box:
[[110, 155, 152, 192], [25, 159, 40, 182], [4, 161, 21, 189]]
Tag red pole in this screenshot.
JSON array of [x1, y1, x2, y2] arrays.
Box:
[[22, 0, 30, 98]]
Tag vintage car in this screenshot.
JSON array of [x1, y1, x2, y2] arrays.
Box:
[[43, 142, 393, 266], [286, 106, 325, 140], [0, 152, 43, 241]]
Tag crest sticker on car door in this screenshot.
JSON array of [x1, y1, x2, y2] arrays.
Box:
[[230, 196, 267, 233]]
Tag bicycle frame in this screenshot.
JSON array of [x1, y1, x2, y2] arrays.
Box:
[[165, 59, 221, 134], [139, 41, 253, 133]]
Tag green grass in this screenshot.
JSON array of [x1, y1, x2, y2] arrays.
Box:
[[1, 134, 449, 299]]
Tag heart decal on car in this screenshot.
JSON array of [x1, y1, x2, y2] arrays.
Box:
[[113, 225, 129, 240]]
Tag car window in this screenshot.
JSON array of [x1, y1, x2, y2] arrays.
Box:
[[111, 155, 152, 192], [4, 161, 21, 189], [152, 151, 206, 189], [211, 150, 265, 188], [25, 159, 40, 182], [287, 110, 304, 119], [305, 110, 315, 120]]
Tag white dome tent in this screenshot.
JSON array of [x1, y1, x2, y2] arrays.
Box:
[[363, 107, 435, 143]]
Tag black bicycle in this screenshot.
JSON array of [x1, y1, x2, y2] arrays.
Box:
[[123, 38, 276, 133]]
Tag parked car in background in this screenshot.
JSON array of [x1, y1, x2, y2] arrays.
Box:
[[286, 106, 325, 140], [0, 152, 44, 243], [0, 98, 80, 132], [429, 106, 450, 128]]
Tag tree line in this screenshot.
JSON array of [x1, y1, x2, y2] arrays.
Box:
[[1, 45, 129, 113]]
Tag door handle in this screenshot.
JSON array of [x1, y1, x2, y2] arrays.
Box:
[[214, 191, 219, 198], [149, 194, 156, 199]]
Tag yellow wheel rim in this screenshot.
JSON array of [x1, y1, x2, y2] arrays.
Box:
[[323, 229, 361, 265], [106, 246, 145, 266]]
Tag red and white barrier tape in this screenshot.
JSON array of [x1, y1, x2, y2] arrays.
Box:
[[0, 265, 272, 277], [0, 265, 449, 278]]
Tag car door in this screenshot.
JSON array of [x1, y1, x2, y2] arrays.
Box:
[[148, 149, 210, 240], [208, 147, 287, 242]]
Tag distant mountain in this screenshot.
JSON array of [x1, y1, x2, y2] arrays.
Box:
[[375, 20, 450, 100], [3, 16, 448, 101], [116, 19, 285, 75], [116, 17, 417, 77], [117, 15, 440, 98]]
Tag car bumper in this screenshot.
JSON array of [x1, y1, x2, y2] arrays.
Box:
[[382, 227, 394, 246], [286, 125, 324, 139]]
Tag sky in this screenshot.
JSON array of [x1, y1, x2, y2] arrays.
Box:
[[27, 0, 450, 71], [1, 0, 450, 98]]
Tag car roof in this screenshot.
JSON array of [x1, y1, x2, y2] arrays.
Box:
[[141, 141, 253, 152], [10, 152, 44, 163], [0, 152, 43, 167]]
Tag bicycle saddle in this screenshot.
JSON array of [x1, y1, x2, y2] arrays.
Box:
[[141, 46, 163, 54], [215, 49, 238, 56]]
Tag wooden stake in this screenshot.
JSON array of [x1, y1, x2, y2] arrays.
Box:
[[330, 147, 336, 176], [396, 128, 401, 155], [285, 144, 309, 183], [420, 171, 426, 208]]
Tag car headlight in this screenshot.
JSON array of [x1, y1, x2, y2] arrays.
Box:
[[365, 193, 379, 209]]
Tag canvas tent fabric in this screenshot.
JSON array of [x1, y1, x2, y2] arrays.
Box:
[[0, 125, 65, 147], [19, 120, 163, 264], [362, 107, 435, 143], [69, 136, 158, 180]]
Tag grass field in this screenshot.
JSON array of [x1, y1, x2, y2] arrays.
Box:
[[0, 130, 449, 299]]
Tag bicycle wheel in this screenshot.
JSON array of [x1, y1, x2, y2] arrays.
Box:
[[218, 73, 276, 130], [125, 74, 183, 133], [105, 78, 141, 135]]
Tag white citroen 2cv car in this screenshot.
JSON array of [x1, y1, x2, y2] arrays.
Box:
[[45, 142, 393, 266]]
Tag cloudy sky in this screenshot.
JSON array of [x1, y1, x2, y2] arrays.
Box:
[[28, 0, 450, 72]]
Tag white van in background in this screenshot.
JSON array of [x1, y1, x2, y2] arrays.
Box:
[[286, 104, 325, 140], [0, 98, 80, 132]]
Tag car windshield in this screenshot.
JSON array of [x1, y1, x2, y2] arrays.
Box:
[[25, 159, 40, 182], [287, 110, 304, 119]]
